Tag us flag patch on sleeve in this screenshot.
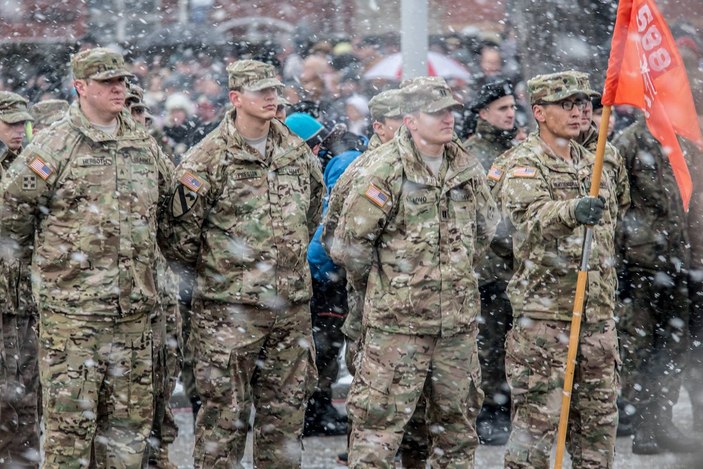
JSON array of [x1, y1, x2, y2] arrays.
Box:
[[179, 171, 204, 192], [364, 183, 390, 208], [510, 166, 537, 178], [487, 165, 504, 181], [28, 157, 53, 180]]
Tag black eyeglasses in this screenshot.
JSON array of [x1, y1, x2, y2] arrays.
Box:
[[540, 99, 589, 111]]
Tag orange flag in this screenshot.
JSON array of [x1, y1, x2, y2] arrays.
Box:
[[602, 0, 703, 210]]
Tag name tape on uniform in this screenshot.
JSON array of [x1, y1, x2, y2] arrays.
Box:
[[365, 183, 390, 208]]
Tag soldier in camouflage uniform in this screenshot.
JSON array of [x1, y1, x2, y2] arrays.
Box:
[[613, 115, 699, 454], [322, 88, 404, 356], [496, 71, 628, 469], [0, 48, 170, 468], [464, 80, 517, 445], [320, 89, 408, 466], [125, 85, 182, 469], [330, 77, 499, 469], [0, 91, 40, 468], [161, 59, 324, 468]]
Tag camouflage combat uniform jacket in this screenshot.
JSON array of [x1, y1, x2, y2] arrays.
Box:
[[163, 111, 324, 307], [613, 118, 689, 275], [498, 133, 628, 322], [0, 104, 169, 317], [464, 118, 515, 287], [0, 145, 34, 318], [330, 126, 499, 336]]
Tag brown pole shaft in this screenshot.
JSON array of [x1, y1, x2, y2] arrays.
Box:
[[553, 105, 612, 469]]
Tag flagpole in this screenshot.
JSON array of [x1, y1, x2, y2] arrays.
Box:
[[553, 105, 611, 469]]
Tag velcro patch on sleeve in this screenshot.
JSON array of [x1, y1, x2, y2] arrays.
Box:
[[510, 166, 537, 178], [487, 165, 504, 181], [364, 183, 390, 208], [171, 185, 198, 218], [179, 171, 204, 193], [28, 157, 53, 180]]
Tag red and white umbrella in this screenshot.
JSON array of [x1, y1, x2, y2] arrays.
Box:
[[363, 51, 472, 81]]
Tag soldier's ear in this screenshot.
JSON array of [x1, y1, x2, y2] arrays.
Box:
[[532, 104, 547, 123], [229, 90, 241, 107], [403, 114, 416, 131], [73, 79, 86, 97]]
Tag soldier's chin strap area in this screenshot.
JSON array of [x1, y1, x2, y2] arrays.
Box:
[[553, 104, 611, 469]]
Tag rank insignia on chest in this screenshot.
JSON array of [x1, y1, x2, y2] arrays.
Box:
[[179, 171, 204, 192], [22, 175, 37, 191], [28, 156, 53, 180], [487, 165, 504, 181], [365, 182, 390, 208], [510, 166, 537, 178]]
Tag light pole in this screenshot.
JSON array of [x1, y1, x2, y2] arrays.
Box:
[[401, 0, 428, 80]]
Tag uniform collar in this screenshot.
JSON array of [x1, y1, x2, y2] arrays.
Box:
[[222, 109, 307, 168]]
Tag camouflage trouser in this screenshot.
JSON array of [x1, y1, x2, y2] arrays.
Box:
[[478, 281, 512, 409], [145, 302, 182, 467], [0, 313, 40, 467], [39, 311, 153, 469], [191, 301, 317, 469], [344, 326, 430, 468], [618, 270, 689, 416], [348, 326, 483, 469], [504, 318, 619, 469]]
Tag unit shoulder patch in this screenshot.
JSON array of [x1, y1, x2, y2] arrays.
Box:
[[171, 185, 198, 218]]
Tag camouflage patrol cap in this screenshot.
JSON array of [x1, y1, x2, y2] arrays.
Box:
[[227, 59, 284, 91], [528, 71, 600, 105], [398, 76, 462, 114], [125, 84, 147, 110], [126, 84, 144, 104], [71, 47, 134, 81], [0, 91, 34, 124], [368, 89, 403, 121], [29, 99, 68, 128]]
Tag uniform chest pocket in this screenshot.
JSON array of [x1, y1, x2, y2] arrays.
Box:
[[402, 191, 438, 242], [68, 160, 116, 209], [277, 167, 309, 201], [448, 186, 476, 220], [130, 161, 159, 206], [209, 172, 267, 230]]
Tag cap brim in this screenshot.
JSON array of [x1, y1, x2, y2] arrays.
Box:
[[540, 91, 591, 103], [245, 78, 285, 91], [424, 96, 464, 113], [0, 111, 34, 123], [90, 69, 135, 80]]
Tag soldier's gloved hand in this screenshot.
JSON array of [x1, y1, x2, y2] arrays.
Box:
[[574, 196, 605, 225]]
